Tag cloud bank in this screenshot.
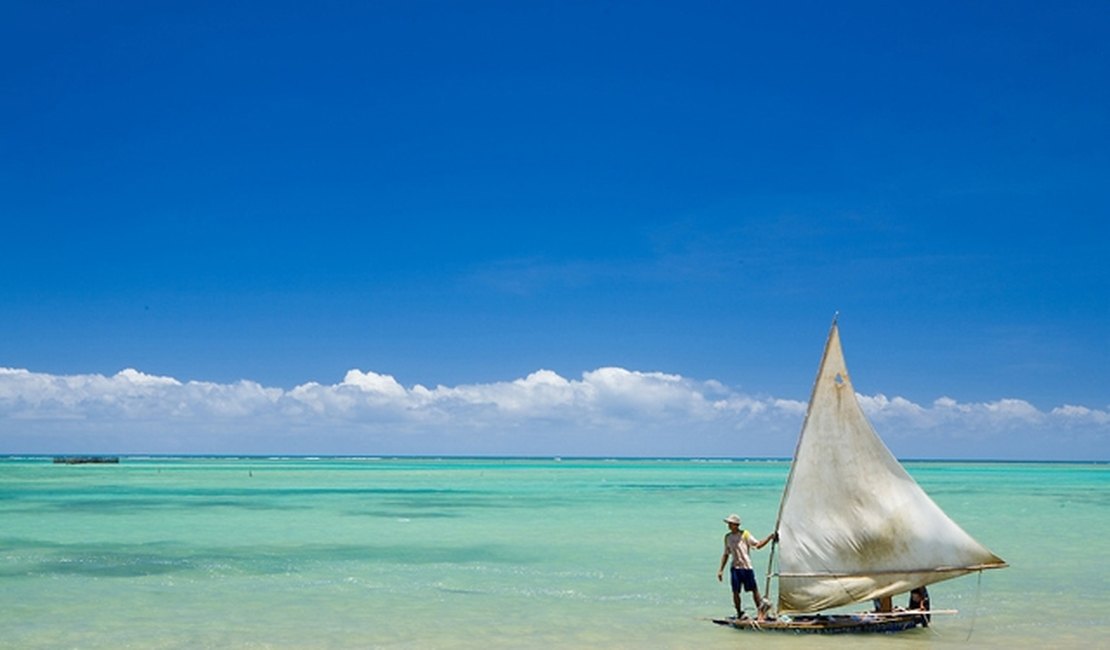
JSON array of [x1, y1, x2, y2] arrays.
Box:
[[0, 367, 1106, 459]]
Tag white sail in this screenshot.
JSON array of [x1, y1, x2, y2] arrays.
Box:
[[773, 322, 1006, 614]]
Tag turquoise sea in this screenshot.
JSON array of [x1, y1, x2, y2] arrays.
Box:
[[1, 457, 1106, 649]]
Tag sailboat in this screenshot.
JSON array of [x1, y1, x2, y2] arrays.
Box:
[[715, 318, 1007, 633]]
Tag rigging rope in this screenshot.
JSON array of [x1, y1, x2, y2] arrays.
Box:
[[965, 570, 983, 642]]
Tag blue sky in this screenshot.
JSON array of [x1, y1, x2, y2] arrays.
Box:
[[2, 1, 1107, 459]]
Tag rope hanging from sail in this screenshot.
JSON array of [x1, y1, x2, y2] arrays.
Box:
[[965, 570, 984, 642]]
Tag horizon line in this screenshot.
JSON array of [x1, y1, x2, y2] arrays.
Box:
[[3, 453, 1105, 465]]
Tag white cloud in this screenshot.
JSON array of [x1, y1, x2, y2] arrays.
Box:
[[0, 366, 1106, 459], [1051, 404, 1110, 425], [340, 369, 407, 397], [863, 394, 1052, 429]]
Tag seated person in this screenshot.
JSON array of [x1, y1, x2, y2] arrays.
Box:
[[908, 586, 931, 626]]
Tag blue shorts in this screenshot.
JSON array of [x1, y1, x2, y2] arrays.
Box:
[[730, 567, 757, 593]]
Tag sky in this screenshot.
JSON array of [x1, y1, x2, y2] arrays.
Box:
[[1, 1, 1107, 460]]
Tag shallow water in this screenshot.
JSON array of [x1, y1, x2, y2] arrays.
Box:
[[1, 457, 1106, 648]]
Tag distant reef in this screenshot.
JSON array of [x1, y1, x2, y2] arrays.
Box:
[[52, 456, 120, 465]]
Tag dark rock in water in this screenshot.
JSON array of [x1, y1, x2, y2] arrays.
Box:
[[53, 456, 121, 464]]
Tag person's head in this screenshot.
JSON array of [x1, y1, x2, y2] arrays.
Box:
[[723, 514, 741, 530]]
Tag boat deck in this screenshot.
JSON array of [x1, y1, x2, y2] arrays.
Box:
[[712, 612, 928, 634]]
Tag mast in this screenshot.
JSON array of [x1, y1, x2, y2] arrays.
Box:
[[763, 313, 839, 605]]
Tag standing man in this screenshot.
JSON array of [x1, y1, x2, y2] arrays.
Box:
[[716, 514, 776, 620]]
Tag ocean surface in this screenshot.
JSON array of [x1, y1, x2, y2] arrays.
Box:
[[1, 457, 1106, 649]]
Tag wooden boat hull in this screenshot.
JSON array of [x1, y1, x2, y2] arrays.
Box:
[[712, 613, 927, 634]]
